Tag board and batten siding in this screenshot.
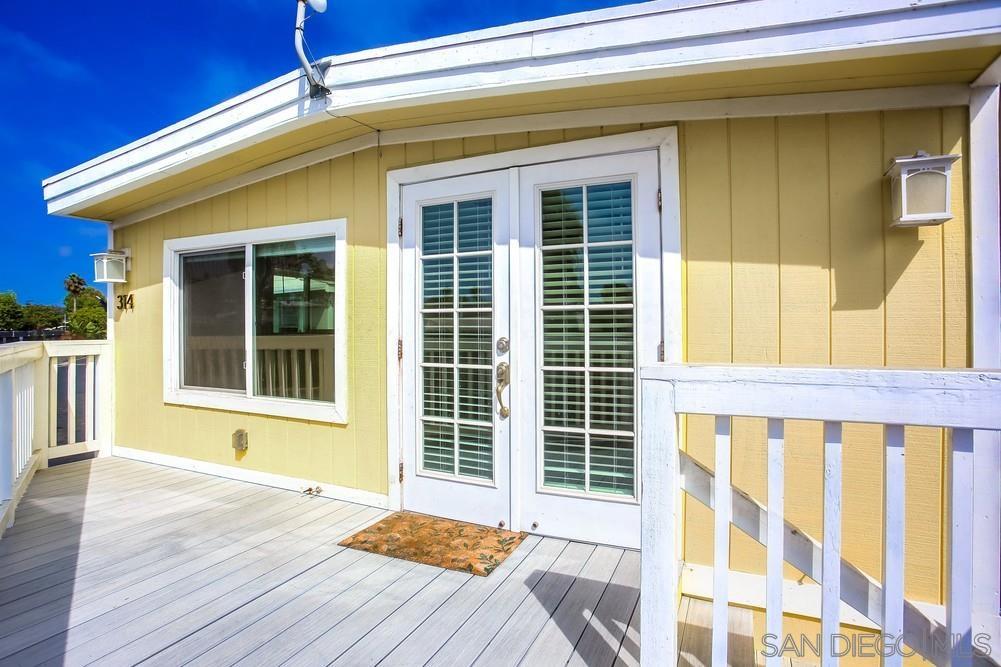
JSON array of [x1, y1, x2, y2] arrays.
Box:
[[113, 109, 967, 605], [682, 108, 968, 607]]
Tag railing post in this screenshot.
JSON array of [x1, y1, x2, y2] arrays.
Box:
[[0, 372, 13, 502], [640, 378, 679, 666]]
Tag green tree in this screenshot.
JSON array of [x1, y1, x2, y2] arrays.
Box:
[[22, 303, 64, 331], [64, 274, 87, 313], [0, 292, 24, 330], [68, 305, 106, 339]]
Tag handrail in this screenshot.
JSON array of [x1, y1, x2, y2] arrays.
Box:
[[639, 364, 1001, 667], [640, 364, 1001, 429]]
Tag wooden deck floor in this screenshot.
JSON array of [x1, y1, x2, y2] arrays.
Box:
[[0, 457, 761, 666]]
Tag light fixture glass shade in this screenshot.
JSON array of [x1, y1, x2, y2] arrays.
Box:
[[904, 169, 948, 216]]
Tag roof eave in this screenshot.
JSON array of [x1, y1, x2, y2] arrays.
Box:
[[42, 0, 1001, 220]]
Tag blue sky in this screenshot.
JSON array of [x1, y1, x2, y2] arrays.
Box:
[[0, 0, 635, 305]]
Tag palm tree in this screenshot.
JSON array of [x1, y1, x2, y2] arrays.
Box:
[[64, 274, 86, 313]]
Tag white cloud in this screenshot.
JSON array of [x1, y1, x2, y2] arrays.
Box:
[[0, 25, 93, 83]]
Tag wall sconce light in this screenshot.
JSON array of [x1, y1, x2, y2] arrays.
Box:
[[884, 151, 960, 228], [91, 249, 130, 284]]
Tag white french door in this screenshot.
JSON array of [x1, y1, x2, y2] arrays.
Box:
[[401, 171, 512, 528], [400, 150, 662, 548], [515, 152, 660, 549]]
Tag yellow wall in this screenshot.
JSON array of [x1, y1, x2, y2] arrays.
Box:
[[681, 108, 969, 606], [114, 109, 968, 606], [111, 124, 655, 496]]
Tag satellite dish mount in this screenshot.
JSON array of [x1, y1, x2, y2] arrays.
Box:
[[295, 0, 330, 99]]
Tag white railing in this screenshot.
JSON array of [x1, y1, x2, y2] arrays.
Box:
[[640, 365, 1001, 667], [0, 340, 112, 533], [0, 343, 44, 503]]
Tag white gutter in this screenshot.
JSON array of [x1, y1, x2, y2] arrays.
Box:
[[42, 0, 1001, 219]]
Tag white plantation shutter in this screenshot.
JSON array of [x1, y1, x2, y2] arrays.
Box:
[[419, 197, 495, 481], [540, 181, 636, 496]]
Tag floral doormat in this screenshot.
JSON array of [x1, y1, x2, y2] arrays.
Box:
[[339, 511, 527, 576]]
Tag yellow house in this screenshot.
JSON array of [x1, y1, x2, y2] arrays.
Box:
[[36, 0, 1001, 664]]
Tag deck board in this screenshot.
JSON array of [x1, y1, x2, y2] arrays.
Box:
[[0, 457, 759, 666]]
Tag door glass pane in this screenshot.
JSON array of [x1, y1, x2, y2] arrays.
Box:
[[543, 311, 584, 367], [457, 199, 492, 252], [422, 421, 454, 474], [253, 236, 336, 402], [181, 248, 246, 391], [458, 425, 492, 479], [542, 431, 586, 491], [541, 187, 584, 245], [540, 180, 636, 497], [541, 249, 584, 305], [420, 198, 494, 481]]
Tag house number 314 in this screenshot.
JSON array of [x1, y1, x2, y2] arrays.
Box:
[[116, 294, 134, 311]]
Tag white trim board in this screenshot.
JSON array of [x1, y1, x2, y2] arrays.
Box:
[[385, 127, 683, 515], [969, 82, 1001, 657], [113, 83, 971, 230], [111, 446, 391, 509], [679, 563, 946, 633], [44, 0, 1000, 217]]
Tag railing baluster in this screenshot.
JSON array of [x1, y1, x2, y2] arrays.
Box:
[[0, 371, 13, 502], [822, 421, 842, 667], [14, 365, 30, 475], [713, 415, 732, 667], [883, 424, 905, 667], [766, 418, 784, 667], [947, 427, 975, 667]]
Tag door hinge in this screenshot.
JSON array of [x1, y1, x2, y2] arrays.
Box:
[[397, 217, 403, 238], [398, 461, 404, 483], [657, 188, 662, 213], [657, 340, 665, 362], [397, 338, 403, 361], [242, 270, 247, 280]]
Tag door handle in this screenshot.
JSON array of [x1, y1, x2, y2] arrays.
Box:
[[496, 361, 511, 418]]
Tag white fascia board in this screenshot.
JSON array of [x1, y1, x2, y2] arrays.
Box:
[[43, 0, 1001, 219]]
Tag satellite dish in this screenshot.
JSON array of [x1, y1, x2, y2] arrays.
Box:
[[307, 0, 327, 12]]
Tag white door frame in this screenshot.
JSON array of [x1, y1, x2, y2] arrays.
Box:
[[386, 127, 683, 515]]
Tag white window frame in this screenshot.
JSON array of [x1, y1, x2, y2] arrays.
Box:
[[163, 219, 348, 423]]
